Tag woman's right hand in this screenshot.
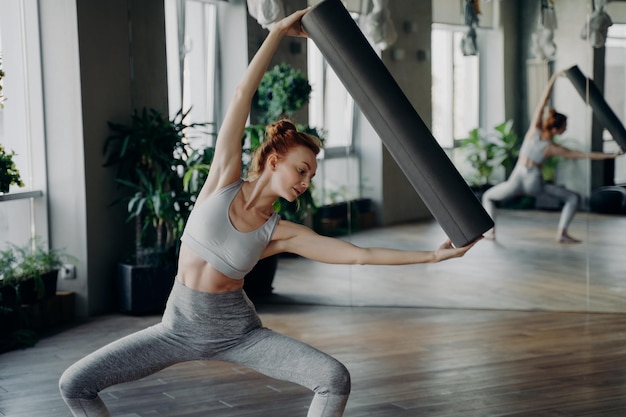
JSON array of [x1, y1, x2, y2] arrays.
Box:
[[270, 8, 310, 38]]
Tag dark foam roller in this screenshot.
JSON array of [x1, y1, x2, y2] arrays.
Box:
[[302, 0, 492, 247], [565, 65, 626, 151]]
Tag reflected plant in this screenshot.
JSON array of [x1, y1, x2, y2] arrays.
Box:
[[256, 63, 311, 124], [458, 119, 520, 186]]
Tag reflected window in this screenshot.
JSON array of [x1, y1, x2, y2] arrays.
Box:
[[307, 37, 358, 205], [431, 25, 479, 148], [164, 0, 218, 148], [308, 39, 354, 149], [604, 23, 626, 185]]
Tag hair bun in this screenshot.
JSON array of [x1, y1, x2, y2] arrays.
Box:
[[267, 119, 297, 136]]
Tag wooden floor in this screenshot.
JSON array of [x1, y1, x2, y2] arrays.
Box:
[[1, 209, 626, 416], [2, 305, 626, 416]]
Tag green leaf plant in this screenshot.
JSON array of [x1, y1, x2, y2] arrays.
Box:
[[459, 119, 520, 187], [104, 108, 213, 265]]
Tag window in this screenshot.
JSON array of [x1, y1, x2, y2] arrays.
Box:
[[308, 40, 355, 150], [431, 25, 479, 148], [605, 23, 626, 185], [164, 0, 218, 148], [0, 0, 47, 251], [307, 38, 359, 205]]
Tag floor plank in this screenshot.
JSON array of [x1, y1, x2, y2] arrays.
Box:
[[2, 305, 626, 416]]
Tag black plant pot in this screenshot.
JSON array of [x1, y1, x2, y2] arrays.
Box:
[[16, 278, 39, 305], [243, 255, 279, 300], [16, 269, 59, 304], [0, 284, 19, 335], [117, 263, 176, 314], [42, 269, 58, 299]]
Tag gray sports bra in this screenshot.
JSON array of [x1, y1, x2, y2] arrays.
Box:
[[520, 129, 550, 165], [181, 179, 280, 279]]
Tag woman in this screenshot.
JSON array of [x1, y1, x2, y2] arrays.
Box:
[[59, 9, 478, 417], [482, 70, 623, 243]]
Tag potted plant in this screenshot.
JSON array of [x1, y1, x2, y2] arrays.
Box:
[[0, 237, 73, 304], [312, 184, 375, 237], [255, 63, 312, 125], [0, 144, 24, 194], [0, 237, 75, 352], [104, 107, 212, 313], [458, 119, 520, 198], [0, 239, 73, 349]]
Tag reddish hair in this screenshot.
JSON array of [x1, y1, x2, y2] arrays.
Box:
[[247, 119, 322, 180], [543, 108, 567, 133]]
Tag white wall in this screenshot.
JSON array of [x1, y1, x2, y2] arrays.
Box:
[[378, 0, 433, 224], [38, 0, 89, 317]]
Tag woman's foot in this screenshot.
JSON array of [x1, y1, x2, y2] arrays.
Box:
[[557, 232, 581, 244]]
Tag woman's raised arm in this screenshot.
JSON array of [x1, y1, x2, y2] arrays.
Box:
[[196, 8, 310, 203], [527, 69, 564, 134]]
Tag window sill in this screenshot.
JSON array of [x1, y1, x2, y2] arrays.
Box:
[[0, 190, 43, 202]]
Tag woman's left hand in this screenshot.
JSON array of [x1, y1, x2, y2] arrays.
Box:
[[433, 237, 482, 262]]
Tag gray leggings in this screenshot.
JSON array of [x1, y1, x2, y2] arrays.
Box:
[[482, 165, 580, 232], [59, 280, 350, 417]]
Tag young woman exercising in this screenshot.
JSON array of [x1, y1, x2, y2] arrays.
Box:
[[59, 8, 478, 417], [482, 70, 623, 243]]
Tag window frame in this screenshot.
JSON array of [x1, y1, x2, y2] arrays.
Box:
[[0, 0, 49, 251]]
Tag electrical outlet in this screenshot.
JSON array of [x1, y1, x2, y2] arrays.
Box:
[[59, 264, 77, 280]]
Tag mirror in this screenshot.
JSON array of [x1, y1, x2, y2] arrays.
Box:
[[171, 0, 626, 312], [271, 0, 626, 313]]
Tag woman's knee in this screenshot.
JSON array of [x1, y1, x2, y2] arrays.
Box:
[[568, 192, 581, 205], [59, 363, 97, 400], [316, 359, 351, 396], [59, 367, 81, 399]]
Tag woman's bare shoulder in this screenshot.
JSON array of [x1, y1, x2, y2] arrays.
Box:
[[272, 218, 312, 238]]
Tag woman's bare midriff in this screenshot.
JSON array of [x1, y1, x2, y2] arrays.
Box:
[[519, 155, 542, 169], [176, 244, 245, 293]]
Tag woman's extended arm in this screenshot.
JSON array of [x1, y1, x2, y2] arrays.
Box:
[[196, 9, 310, 203], [547, 143, 624, 160], [265, 221, 480, 265]]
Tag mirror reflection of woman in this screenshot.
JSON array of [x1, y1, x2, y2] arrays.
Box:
[[482, 70, 623, 243], [59, 9, 479, 417]]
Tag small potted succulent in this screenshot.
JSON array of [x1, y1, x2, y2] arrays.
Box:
[[0, 144, 24, 194]]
